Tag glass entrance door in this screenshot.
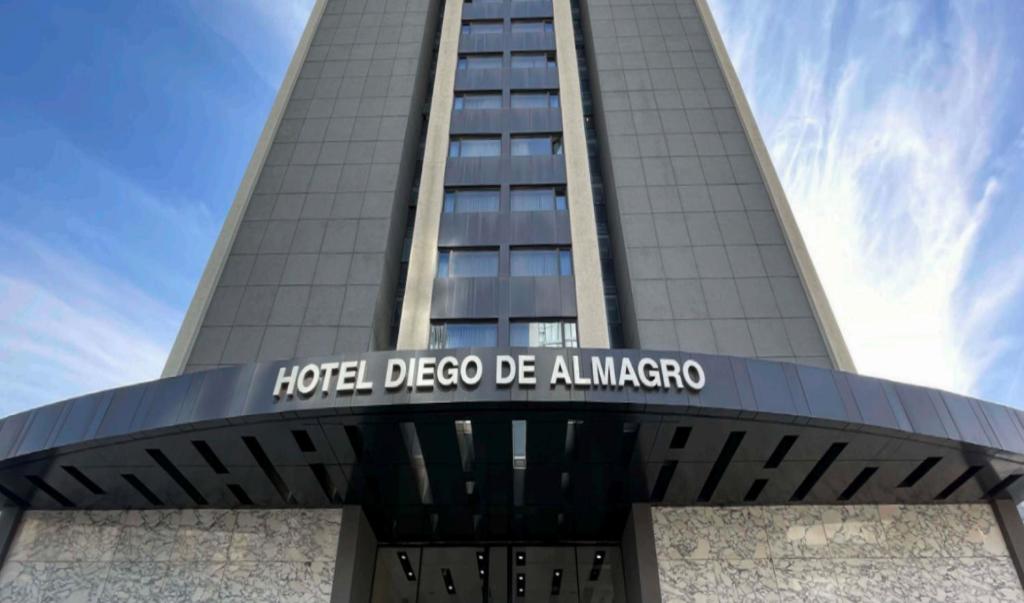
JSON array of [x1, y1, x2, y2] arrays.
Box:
[[371, 545, 627, 602]]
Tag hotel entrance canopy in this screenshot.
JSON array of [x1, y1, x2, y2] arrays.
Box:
[[0, 348, 1022, 542]]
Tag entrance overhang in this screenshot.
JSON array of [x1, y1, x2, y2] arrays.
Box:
[[1, 349, 1022, 542]]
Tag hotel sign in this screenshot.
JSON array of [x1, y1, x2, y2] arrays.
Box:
[[273, 352, 705, 399]]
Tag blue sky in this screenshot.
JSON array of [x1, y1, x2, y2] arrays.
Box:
[[0, 0, 1021, 416]]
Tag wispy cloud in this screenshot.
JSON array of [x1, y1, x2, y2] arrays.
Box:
[[0, 228, 179, 416], [188, 0, 316, 88], [711, 1, 1024, 400]]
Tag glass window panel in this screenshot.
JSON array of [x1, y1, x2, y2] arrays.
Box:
[[511, 136, 552, 156], [460, 55, 502, 70], [563, 321, 578, 347], [510, 93, 549, 109], [510, 322, 564, 347], [555, 192, 567, 210], [510, 54, 553, 69], [437, 250, 450, 276], [430, 322, 498, 349], [447, 189, 499, 213], [456, 93, 502, 110], [511, 188, 556, 212], [510, 249, 560, 276], [453, 138, 501, 157], [510, 20, 552, 34], [559, 250, 573, 275], [463, 21, 503, 35], [448, 249, 498, 277]]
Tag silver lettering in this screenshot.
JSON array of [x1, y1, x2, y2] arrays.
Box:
[[571, 355, 591, 386], [461, 355, 483, 386], [518, 355, 536, 386], [637, 358, 661, 388], [550, 355, 572, 386], [496, 355, 516, 386], [296, 364, 320, 396], [618, 358, 639, 388], [273, 365, 299, 398], [437, 356, 459, 387], [660, 358, 683, 389], [591, 356, 616, 387], [385, 359, 406, 390], [682, 359, 705, 391]]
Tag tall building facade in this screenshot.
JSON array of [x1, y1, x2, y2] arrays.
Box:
[[0, 0, 1023, 601]]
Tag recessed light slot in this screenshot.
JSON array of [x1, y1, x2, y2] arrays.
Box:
[[899, 457, 941, 488], [476, 550, 487, 577], [838, 467, 877, 501], [551, 569, 562, 595], [227, 483, 253, 505], [589, 550, 605, 581], [309, 463, 340, 503], [398, 551, 416, 581], [651, 461, 677, 502], [61, 466, 105, 495], [935, 466, 982, 500], [669, 426, 691, 449], [25, 475, 75, 508], [791, 443, 846, 501], [122, 473, 163, 506], [516, 572, 525, 597], [344, 425, 364, 460], [744, 478, 768, 502], [242, 436, 295, 504], [292, 430, 317, 453], [983, 474, 1023, 499], [764, 435, 797, 469], [147, 449, 208, 505], [191, 441, 229, 475], [441, 567, 456, 594], [698, 431, 745, 502]]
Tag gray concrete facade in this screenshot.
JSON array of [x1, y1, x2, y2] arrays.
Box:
[[580, 0, 845, 367], [181, 0, 439, 372]]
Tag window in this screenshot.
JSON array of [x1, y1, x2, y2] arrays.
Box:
[[511, 135, 563, 156], [457, 55, 502, 71], [454, 93, 502, 110], [429, 322, 498, 349], [510, 248, 573, 276], [510, 20, 555, 34], [510, 53, 556, 69], [510, 321, 578, 348], [510, 187, 567, 212], [510, 91, 559, 109], [461, 21, 503, 36], [449, 137, 501, 157], [437, 249, 499, 277], [443, 189, 500, 213]]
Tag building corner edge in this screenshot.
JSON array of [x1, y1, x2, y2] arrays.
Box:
[[693, 0, 856, 373], [161, 0, 330, 377]]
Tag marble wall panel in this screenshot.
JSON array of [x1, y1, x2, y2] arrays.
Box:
[[0, 508, 343, 603], [653, 504, 1024, 602]]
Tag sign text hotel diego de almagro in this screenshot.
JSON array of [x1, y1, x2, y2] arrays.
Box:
[[272, 352, 706, 400]]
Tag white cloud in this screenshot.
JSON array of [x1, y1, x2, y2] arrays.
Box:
[[711, 1, 1024, 399], [0, 228, 180, 416]]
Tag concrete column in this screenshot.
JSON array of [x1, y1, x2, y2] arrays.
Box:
[[552, 0, 610, 348], [621, 503, 662, 603], [396, 0, 465, 350], [992, 499, 1024, 590], [330, 506, 380, 603]]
